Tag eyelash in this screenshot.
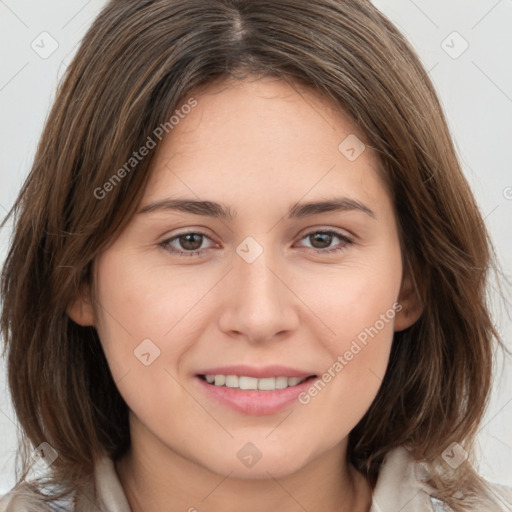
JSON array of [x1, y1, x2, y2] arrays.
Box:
[[159, 229, 353, 258]]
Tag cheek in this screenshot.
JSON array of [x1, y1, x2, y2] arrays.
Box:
[[294, 314, 395, 459], [306, 256, 402, 350], [295, 250, 401, 425], [91, 254, 200, 434], [92, 249, 205, 381]]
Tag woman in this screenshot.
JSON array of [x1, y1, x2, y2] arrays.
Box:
[[1, 0, 511, 510]]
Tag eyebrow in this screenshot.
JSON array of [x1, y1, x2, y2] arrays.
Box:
[[137, 196, 375, 220]]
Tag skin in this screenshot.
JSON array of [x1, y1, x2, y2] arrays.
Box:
[[68, 75, 422, 512]]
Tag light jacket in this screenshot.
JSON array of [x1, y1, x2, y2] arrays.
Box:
[[1, 446, 511, 511]]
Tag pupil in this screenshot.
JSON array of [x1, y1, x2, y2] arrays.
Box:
[[311, 232, 331, 249], [182, 234, 202, 250]]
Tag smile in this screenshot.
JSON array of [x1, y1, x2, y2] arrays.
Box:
[[195, 366, 318, 415]]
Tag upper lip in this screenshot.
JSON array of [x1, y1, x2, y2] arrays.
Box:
[[196, 365, 316, 379]]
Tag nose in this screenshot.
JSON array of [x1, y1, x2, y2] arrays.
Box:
[[217, 242, 300, 345]]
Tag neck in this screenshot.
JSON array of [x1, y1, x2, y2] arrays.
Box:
[[115, 419, 372, 512]]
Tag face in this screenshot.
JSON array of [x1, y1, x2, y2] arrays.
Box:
[[70, 76, 419, 479]]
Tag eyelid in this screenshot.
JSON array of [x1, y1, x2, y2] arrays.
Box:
[[297, 225, 353, 240], [161, 225, 353, 243]]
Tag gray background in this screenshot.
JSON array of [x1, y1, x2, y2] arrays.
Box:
[[0, 0, 511, 493]]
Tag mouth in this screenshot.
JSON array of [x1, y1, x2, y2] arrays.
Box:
[[194, 367, 318, 415]]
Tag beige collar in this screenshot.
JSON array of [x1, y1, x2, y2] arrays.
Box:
[[369, 446, 439, 512]]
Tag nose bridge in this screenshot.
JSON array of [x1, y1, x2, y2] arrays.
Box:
[[219, 235, 298, 342]]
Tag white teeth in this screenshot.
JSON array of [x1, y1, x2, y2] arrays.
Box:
[[257, 377, 276, 391], [225, 375, 239, 388], [239, 376, 258, 390], [204, 374, 308, 391], [275, 376, 288, 389]]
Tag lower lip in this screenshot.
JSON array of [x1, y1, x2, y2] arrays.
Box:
[[195, 376, 316, 415]]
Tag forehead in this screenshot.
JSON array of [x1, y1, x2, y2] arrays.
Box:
[[169, 75, 363, 153], [142, 76, 389, 217]]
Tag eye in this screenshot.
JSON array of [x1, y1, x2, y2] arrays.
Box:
[[159, 231, 216, 258], [296, 229, 353, 254], [159, 228, 354, 258]]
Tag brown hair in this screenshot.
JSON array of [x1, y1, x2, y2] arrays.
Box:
[[1, 0, 509, 509]]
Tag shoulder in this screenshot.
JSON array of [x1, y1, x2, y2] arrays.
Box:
[[0, 484, 73, 512], [0, 456, 127, 512], [371, 446, 512, 512], [430, 482, 512, 512]]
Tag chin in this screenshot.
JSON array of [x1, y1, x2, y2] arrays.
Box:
[[195, 444, 313, 480]]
